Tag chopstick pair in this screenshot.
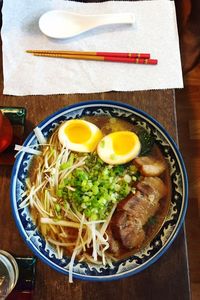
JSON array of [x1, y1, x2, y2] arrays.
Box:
[[26, 50, 158, 65]]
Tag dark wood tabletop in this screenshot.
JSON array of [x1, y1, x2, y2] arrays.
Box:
[[0, 0, 190, 298], [0, 90, 191, 300]]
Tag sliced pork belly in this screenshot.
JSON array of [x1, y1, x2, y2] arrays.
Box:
[[110, 177, 167, 250], [111, 209, 145, 249], [136, 177, 167, 203], [134, 156, 166, 176], [107, 228, 120, 255]]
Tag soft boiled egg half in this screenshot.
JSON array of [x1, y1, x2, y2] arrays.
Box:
[[58, 119, 103, 152], [97, 131, 141, 164]]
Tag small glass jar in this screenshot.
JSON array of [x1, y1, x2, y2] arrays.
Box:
[[0, 250, 19, 299]]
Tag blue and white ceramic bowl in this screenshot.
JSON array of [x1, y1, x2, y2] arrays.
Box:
[[10, 100, 188, 281]]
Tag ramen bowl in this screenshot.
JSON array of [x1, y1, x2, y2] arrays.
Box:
[[10, 100, 188, 281]]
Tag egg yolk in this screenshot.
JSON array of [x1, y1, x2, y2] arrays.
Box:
[[64, 121, 91, 144], [112, 132, 138, 155]]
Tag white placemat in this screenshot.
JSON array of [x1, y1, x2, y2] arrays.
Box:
[[1, 0, 183, 96]]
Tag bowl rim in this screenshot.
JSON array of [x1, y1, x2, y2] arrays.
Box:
[[10, 100, 188, 281]]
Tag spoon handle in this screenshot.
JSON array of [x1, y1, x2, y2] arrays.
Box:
[[86, 13, 135, 27]]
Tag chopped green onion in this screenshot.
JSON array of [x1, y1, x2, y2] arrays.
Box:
[[57, 152, 140, 220], [55, 203, 61, 213]]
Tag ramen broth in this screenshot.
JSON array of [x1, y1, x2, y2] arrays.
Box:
[[29, 116, 171, 260]]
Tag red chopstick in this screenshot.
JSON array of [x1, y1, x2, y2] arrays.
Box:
[[103, 56, 157, 64], [26, 49, 151, 59], [96, 51, 150, 59]]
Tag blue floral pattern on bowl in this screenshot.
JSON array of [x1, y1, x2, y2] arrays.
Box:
[[10, 100, 188, 281]]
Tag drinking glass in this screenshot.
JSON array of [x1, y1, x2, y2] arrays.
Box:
[[0, 250, 19, 299]]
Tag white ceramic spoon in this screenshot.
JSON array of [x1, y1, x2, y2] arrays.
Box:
[[39, 10, 135, 39]]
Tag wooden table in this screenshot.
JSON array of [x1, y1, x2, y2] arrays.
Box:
[[0, 90, 191, 300], [0, 1, 190, 297]]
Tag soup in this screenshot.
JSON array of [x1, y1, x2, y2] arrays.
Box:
[[26, 116, 171, 268]]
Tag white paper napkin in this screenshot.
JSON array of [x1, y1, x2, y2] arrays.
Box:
[[1, 0, 183, 96]]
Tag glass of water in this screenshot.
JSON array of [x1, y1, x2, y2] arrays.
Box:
[[0, 250, 19, 299]]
